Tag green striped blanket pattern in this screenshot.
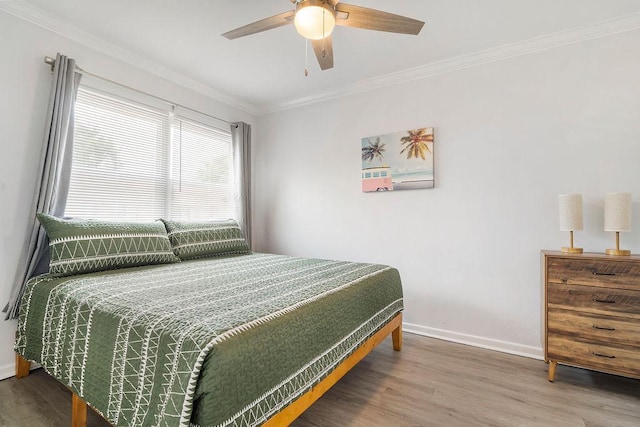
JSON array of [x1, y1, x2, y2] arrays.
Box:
[[16, 253, 403, 427]]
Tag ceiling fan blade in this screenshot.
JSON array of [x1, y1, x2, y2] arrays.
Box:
[[335, 3, 424, 35], [222, 10, 295, 39], [312, 36, 334, 70]]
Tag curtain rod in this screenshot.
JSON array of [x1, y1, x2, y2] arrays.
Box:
[[44, 56, 234, 126]]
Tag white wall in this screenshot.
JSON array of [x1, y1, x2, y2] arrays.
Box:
[[254, 30, 640, 358], [0, 11, 256, 380]]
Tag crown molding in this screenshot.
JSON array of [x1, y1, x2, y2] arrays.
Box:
[[262, 12, 640, 115], [0, 1, 261, 116], [3, 2, 640, 117]]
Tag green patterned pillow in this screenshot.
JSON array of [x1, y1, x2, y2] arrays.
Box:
[[37, 213, 180, 276], [160, 219, 251, 260]]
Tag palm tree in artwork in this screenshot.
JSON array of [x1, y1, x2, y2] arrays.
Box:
[[362, 137, 386, 162], [400, 128, 433, 160]]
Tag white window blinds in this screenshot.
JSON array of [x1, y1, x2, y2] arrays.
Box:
[[169, 119, 233, 221], [65, 86, 234, 222]]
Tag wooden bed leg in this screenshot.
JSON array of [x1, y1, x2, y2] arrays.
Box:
[[72, 393, 87, 427], [15, 353, 31, 379], [392, 324, 402, 351], [392, 313, 402, 351]]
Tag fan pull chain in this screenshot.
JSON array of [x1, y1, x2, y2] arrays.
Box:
[[322, 36, 326, 58], [322, 8, 327, 57], [304, 38, 309, 77]]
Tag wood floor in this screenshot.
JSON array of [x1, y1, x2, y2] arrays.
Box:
[[1, 333, 639, 426]]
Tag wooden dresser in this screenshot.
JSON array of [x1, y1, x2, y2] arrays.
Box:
[[542, 250, 640, 381]]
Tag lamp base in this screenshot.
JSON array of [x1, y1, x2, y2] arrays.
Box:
[[606, 248, 631, 256], [561, 247, 583, 254]]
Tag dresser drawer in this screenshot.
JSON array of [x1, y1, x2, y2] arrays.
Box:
[[547, 257, 640, 290], [547, 308, 640, 347], [547, 283, 640, 319], [547, 335, 640, 379]]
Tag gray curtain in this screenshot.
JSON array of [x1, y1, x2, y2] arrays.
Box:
[[231, 122, 252, 249], [3, 53, 81, 320]]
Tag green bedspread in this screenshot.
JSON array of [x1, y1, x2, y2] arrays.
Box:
[[16, 253, 403, 427]]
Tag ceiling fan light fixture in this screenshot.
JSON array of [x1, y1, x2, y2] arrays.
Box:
[[223, 0, 425, 72], [294, 0, 336, 40]]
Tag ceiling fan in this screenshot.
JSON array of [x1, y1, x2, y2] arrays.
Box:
[[222, 0, 424, 71]]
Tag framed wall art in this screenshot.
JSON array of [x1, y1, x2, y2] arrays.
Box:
[[361, 127, 434, 192]]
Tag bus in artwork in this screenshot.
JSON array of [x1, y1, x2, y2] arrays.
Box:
[[361, 167, 393, 192]]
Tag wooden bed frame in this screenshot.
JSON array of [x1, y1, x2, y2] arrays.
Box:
[[15, 312, 402, 427]]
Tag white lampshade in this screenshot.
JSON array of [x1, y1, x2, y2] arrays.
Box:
[[559, 194, 583, 231], [294, 2, 336, 40], [604, 192, 632, 232]]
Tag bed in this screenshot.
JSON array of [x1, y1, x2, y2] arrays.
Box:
[[15, 251, 403, 427]]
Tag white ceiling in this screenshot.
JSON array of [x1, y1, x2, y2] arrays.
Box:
[[16, 0, 640, 113]]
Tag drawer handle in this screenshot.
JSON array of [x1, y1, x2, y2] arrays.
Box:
[[592, 298, 616, 304], [592, 325, 616, 331], [592, 271, 616, 276], [592, 352, 616, 359]]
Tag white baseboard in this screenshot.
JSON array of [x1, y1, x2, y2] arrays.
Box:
[[403, 322, 544, 360], [0, 360, 40, 381], [0, 362, 15, 381]]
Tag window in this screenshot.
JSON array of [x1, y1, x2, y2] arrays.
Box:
[[169, 120, 232, 220], [65, 86, 234, 222]]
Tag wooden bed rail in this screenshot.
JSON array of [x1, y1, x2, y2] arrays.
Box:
[[16, 312, 403, 427], [263, 312, 403, 426]]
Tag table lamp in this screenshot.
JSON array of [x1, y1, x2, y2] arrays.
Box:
[[559, 194, 583, 254], [605, 192, 632, 256]]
